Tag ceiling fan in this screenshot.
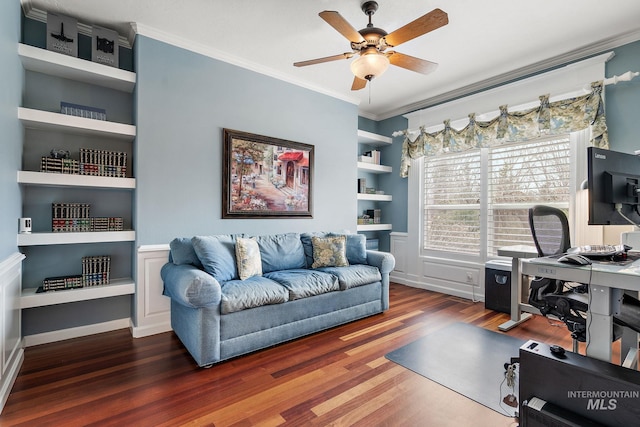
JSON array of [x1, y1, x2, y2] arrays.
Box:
[[294, 1, 448, 91]]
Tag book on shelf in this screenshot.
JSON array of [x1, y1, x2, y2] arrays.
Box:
[[361, 150, 380, 165], [358, 178, 366, 193]]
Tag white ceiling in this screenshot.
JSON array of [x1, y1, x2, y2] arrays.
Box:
[[22, 0, 640, 120]]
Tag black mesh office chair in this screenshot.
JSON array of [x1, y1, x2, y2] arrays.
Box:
[[527, 205, 593, 345], [527, 205, 640, 352]]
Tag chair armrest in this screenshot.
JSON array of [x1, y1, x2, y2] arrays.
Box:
[[366, 250, 396, 274], [161, 263, 222, 308]]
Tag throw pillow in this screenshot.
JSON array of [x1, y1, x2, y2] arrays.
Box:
[[311, 235, 349, 268], [169, 237, 202, 268], [235, 237, 263, 280], [192, 235, 238, 282], [329, 233, 367, 265]]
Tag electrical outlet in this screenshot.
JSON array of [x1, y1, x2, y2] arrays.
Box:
[[466, 272, 474, 283]]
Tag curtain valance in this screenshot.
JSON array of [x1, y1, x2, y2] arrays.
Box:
[[399, 81, 608, 177]]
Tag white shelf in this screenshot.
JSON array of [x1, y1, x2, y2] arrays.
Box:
[[357, 193, 392, 201], [21, 278, 135, 309], [18, 107, 136, 141], [357, 129, 392, 147], [19, 43, 136, 93], [357, 162, 392, 174], [357, 224, 393, 231], [18, 171, 135, 189], [17, 231, 135, 246]]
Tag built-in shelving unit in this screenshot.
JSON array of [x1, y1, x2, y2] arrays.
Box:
[[17, 42, 136, 315], [20, 279, 135, 309], [356, 130, 393, 235]]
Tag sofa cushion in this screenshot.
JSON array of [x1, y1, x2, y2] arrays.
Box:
[[170, 237, 203, 268], [330, 233, 367, 265], [264, 269, 339, 300], [311, 235, 349, 268], [316, 264, 382, 290], [220, 276, 289, 314], [301, 231, 328, 267], [235, 237, 262, 280], [254, 232, 306, 273], [192, 235, 239, 282]]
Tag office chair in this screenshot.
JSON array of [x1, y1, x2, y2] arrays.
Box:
[[527, 205, 640, 353], [527, 205, 593, 348]]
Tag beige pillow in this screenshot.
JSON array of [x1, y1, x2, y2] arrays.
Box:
[[311, 235, 349, 268], [235, 237, 262, 280]]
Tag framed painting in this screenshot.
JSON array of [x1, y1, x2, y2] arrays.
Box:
[[222, 129, 313, 218]]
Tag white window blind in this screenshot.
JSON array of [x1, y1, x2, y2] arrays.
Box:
[[423, 136, 571, 256], [423, 150, 482, 254], [487, 137, 570, 255]]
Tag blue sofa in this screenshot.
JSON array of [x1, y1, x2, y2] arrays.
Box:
[[161, 232, 395, 367]]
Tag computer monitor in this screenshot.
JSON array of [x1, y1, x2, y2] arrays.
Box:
[[587, 147, 640, 226]]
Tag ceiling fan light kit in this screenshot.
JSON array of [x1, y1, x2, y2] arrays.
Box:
[[350, 51, 390, 81], [294, 1, 448, 91]]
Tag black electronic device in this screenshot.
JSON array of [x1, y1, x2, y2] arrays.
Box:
[[587, 147, 640, 226], [519, 340, 640, 426]]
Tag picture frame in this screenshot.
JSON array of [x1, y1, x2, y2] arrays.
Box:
[[222, 129, 313, 218]]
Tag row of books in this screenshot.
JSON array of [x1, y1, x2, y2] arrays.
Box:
[[40, 148, 127, 178], [82, 255, 111, 287], [51, 202, 123, 232], [60, 101, 107, 121], [79, 148, 127, 178], [52, 217, 123, 232], [42, 255, 111, 291]]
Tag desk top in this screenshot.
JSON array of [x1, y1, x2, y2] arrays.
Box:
[[497, 245, 538, 258], [522, 253, 640, 291]]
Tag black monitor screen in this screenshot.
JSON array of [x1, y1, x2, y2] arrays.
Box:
[[588, 147, 640, 225]]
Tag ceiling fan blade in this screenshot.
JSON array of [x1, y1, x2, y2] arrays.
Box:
[[385, 8, 448, 47], [294, 52, 353, 67], [388, 51, 438, 74], [319, 11, 366, 43], [351, 76, 368, 91]]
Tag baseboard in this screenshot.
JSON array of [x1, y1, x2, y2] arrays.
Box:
[[0, 347, 23, 414], [130, 319, 172, 338], [23, 318, 131, 347], [391, 275, 483, 302]]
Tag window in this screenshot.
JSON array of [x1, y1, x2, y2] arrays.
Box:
[[423, 150, 482, 255], [423, 136, 571, 257]]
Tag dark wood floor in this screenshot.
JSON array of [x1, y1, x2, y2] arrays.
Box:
[[0, 283, 612, 426]]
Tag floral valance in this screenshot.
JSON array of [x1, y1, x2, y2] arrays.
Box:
[[399, 81, 609, 177]]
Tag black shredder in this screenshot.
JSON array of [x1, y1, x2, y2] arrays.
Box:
[[484, 260, 511, 314]]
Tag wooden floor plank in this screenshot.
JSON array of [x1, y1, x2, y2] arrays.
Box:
[[0, 283, 606, 426]]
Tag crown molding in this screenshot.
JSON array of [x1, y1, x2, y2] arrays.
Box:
[[374, 27, 640, 122], [130, 22, 361, 107], [21, 1, 133, 49]]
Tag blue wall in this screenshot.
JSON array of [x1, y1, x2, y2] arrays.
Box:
[[604, 40, 640, 153], [0, 1, 22, 261], [134, 36, 359, 245]]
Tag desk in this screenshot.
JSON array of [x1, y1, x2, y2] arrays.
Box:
[[520, 255, 640, 363], [497, 245, 539, 331]]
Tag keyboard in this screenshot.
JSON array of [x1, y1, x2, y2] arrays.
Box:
[[566, 244, 630, 259]]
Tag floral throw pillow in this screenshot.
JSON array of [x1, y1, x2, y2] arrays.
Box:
[[235, 237, 262, 280], [311, 235, 349, 268]]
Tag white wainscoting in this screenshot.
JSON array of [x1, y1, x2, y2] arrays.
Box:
[[389, 232, 483, 301], [132, 244, 171, 338], [0, 253, 25, 413]]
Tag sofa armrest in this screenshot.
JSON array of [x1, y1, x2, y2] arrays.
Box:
[[161, 263, 222, 308], [366, 250, 395, 274]]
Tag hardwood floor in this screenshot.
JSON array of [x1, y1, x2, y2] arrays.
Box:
[[0, 283, 607, 426]]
